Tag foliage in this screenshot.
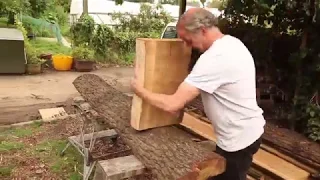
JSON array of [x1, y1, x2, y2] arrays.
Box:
[[41, 5, 68, 25], [161, 0, 179, 5], [29, 39, 71, 55], [305, 103, 320, 142], [26, 46, 44, 64], [0, 0, 69, 28], [71, 3, 173, 64], [72, 44, 95, 61], [91, 25, 158, 63], [70, 14, 95, 47], [221, 0, 320, 140], [28, 0, 51, 18], [0, 0, 30, 14], [14, 15, 31, 49], [111, 3, 174, 33], [207, 0, 228, 9], [91, 24, 115, 60]]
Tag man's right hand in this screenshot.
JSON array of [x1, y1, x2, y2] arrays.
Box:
[[191, 161, 201, 173]]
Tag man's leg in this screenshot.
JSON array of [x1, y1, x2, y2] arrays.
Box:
[[208, 137, 262, 180]]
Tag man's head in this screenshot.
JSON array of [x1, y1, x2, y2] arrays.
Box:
[[177, 8, 221, 52]]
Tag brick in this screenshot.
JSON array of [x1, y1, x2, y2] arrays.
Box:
[[93, 155, 145, 180]]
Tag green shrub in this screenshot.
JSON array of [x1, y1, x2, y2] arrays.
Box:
[[72, 44, 95, 61], [305, 104, 320, 142], [70, 3, 173, 64], [70, 14, 95, 47]]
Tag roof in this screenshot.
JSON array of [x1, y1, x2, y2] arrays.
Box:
[[0, 28, 24, 41]]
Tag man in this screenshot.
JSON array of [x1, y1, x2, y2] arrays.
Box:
[[131, 8, 265, 180]]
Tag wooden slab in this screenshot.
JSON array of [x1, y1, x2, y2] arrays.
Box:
[[181, 113, 311, 180], [131, 38, 192, 130]]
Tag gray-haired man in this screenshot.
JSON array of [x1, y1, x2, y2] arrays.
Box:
[[131, 8, 265, 180]]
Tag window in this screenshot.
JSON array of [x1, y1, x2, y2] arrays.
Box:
[[162, 26, 177, 38]]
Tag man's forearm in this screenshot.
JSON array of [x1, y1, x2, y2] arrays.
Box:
[[135, 87, 181, 114]]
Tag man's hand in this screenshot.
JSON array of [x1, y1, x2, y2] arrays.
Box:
[[131, 58, 144, 94], [131, 76, 143, 95], [130, 57, 200, 114], [191, 160, 201, 173]]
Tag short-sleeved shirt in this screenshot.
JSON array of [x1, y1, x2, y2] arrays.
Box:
[[184, 35, 265, 152]]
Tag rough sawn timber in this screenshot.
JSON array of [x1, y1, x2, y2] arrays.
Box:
[[73, 74, 225, 180], [188, 96, 320, 171]]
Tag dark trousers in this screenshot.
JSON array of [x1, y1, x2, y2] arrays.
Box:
[[208, 137, 262, 180]]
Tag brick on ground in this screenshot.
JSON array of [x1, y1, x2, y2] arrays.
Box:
[[93, 155, 145, 180]]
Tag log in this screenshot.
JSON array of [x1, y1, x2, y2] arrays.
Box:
[[131, 38, 192, 131], [73, 74, 225, 180], [187, 96, 320, 172]]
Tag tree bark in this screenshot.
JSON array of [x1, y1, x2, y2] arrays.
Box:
[[188, 96, 320, 171], [73, 74, 225, 180]]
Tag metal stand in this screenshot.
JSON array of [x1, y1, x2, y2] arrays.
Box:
[[60, 104, 118, 180]]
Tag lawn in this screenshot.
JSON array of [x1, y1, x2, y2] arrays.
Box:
[[30, 38, 71, 55], [0, 17, 15, 28], [0, 118, 83, 179]]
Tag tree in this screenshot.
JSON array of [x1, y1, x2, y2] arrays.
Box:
[[221, 0, 320, 141]]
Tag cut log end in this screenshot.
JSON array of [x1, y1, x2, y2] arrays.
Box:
[[131, 38, 192, 131], [177, 153, 226, 180]]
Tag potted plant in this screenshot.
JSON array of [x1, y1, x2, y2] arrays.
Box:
[[26, 47, 45, 74], [72, 44, 96, 72]]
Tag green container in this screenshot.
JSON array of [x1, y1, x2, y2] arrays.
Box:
[[0, 28, 26, 74]]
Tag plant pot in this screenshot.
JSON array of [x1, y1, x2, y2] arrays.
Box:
[[26, 64, 42, 74], [74, 59, 95, 72], [39, 54, 53, 69]]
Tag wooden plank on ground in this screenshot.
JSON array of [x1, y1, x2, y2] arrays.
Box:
[[131, 38, 192, 131], [181, 113, 311, 180]]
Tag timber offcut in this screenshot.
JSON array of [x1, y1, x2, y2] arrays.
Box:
[[131, 38, 192, 131]]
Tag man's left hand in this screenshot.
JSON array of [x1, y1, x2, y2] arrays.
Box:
[[131, 77, 143, 94], [131, 59, 144, 94]]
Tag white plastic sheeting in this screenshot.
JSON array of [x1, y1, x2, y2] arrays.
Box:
[[69, 0, 222, 25]]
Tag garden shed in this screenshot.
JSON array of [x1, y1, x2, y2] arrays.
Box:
[[0, 28, 26, 74]]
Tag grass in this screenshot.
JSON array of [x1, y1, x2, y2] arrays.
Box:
[[0, 120, 83, 179], [0, 166, 14, 177], [34, 139, 83, 177], [0, 17, 15, 28], [30, 38, 71, 55], [1, 127, 34, 138], [0, 141, 24, 153]]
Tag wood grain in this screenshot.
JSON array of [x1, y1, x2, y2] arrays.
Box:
[[131, 38, 192, 131]]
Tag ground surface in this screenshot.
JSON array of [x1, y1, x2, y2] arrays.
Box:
[[0, 117, 85, 179], [0, 67, 134, 125]]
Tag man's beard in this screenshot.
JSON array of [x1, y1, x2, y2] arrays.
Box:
[[188, 48, 203, 72]]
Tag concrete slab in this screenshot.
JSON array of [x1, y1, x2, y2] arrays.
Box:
[[0, 67, 134, 108]]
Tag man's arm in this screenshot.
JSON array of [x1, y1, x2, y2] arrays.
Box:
[[133, 81, 200, 115]]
